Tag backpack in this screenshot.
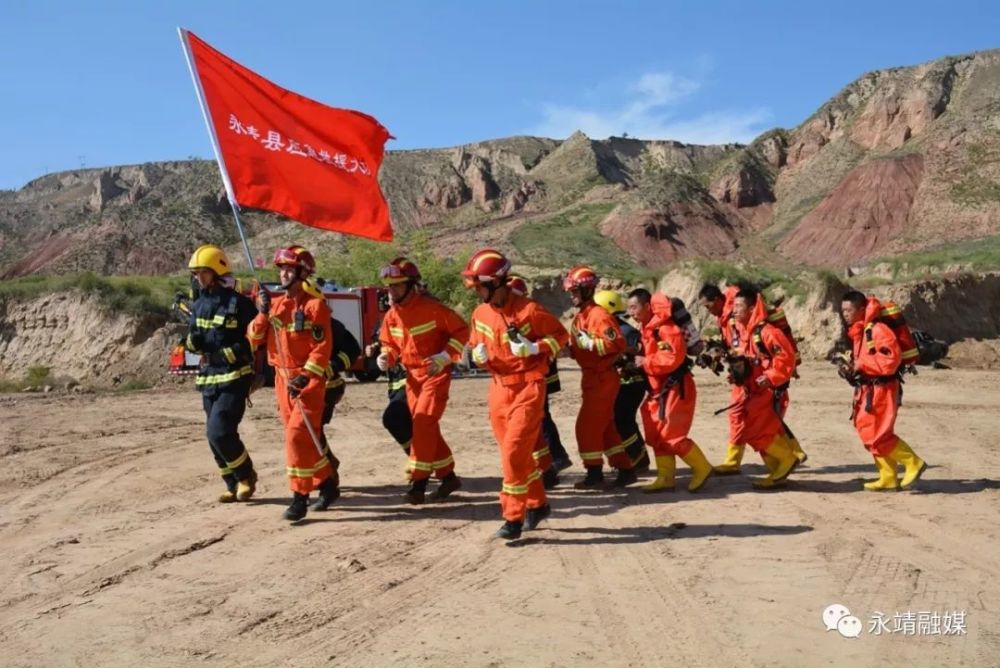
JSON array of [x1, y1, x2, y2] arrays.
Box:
[[866, 299, 919, 367], [763, 304, 801, 367]]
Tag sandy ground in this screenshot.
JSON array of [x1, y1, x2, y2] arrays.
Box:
[[0, 362, 998, 667]]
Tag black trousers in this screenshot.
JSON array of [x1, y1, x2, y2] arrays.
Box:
[[615, 380, 647, 464], [202, 377, 254, 490], [542, 392, 570, 462], [383, 387, 413, 453]]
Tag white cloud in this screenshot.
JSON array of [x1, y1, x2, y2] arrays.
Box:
[[529, 71, 772, 145]]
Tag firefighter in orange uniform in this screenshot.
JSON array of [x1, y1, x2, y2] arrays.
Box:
[[248, 246, 337, 521], [727, 287, 800, 489], [840, 291, 927, 490], [464, 250, 569, 540], [628, 289, 714, 492], [564, 265, 637, 489], [507, 274, 562, 490], [378, 257, 469, 505]]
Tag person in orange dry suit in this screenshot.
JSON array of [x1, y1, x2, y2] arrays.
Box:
[[839, 291, 927, 491], [698, 283, 807, 474], [463, 249, 569, 540], [248, 246, 335, 521], [377, 257, 469, 505], [564, 265, 636, 489], [628, 289, 713, 493], [727, 287, 801, 490]]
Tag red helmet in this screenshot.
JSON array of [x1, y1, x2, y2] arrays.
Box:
[[507, 274, 529, 296], [379, 256, 421, 285], [462, 248, 511, 287], [563, 265, 598, 291], [273, 245, 316, 277]]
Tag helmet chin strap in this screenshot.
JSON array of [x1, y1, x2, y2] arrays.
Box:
[[580, 285, 595, 302]]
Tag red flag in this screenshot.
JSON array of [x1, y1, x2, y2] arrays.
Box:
[[183, 30, 393, 241]]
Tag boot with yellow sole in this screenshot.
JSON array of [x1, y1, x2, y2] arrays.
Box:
[[681, 444, 714, 492], [889, 439, 927, 489], [752, 436, 798, 490], [713, 443, 745, 475], [863, 455, 899, 492], [642, 455, 676, 493]]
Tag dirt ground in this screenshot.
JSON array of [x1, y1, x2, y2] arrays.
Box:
[[0, 362, 997, 667]]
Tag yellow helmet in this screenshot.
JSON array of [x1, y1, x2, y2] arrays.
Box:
[[594, 289, 624, 315], [188, 244, 231, 276]]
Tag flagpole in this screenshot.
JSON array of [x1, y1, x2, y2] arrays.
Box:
[[177, 27, 258, 276]]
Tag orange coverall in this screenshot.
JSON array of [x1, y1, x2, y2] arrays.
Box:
[[469, 293, 568, 522], [717, 286, 746, 443], [248, 292, 333, 495], [848, 313, 903, 457], [640, 294, 697, 457], [379, 294, 469, 481], [570, 302, 630, 469], [729, 300, 796, 452]]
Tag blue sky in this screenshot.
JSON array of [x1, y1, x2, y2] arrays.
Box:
[[1, 0, 997, 190]]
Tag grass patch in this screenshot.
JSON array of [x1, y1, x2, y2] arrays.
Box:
[[510, 202, 631, 272], [0, 273, 187, 317], [876, 235, 1000, 278]]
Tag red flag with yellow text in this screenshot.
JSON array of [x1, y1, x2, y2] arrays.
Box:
[[183, 30, 393, 241]]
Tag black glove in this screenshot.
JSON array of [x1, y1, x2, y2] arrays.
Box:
[[288, 374, 310, 398], [837, 363, 859, 387], [257, 290, 271, 315]]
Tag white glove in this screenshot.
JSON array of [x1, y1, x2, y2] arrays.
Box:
[[509, 338, 540, 358], [426, 351, 452, 376], [575, 331, 595, 351], [376, 352, 392, 371], [471, 343, 489, 365]]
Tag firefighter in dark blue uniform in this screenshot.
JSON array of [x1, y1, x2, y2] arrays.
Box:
[[595, 290, 650, 470], [185, 245, 259, 503]]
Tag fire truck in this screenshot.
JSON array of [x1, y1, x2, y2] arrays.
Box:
[[169, 283, 386, 381]]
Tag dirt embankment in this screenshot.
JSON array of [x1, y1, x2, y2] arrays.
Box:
[[0, 292, 177, 388]]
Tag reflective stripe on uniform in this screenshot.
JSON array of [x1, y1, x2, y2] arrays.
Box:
[[226, 449, 249, 470], [337, 352, 351, 369], [501, 469, 541, 495], [196, 366, 253, 386], [531, 446, 551, 460], [605, 442, 627, 457], [286, 457, 330, 478], [218, 465, 233, 476], [595, 338, 607, 356], [408, 320, 437, 336], [389, 326, 405, 339], [409, 459, 433, 472], [447, 338, 465, 355], [619, 433, 638, 449], [473, 319, 494, 340], [304, 360, 326, 377], [543, 336, 561, 357], [580, 451, 604, 464], [432, 455, 455, 470], [222, 347, 237, 364], [389, 378, 406, 391]]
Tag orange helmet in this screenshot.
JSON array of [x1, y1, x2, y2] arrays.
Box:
[[563, 265, 598, 291], [461, 248, 511, 287], [273, 245, 316, 277], [379, 257, 421, 285], [507, 274, 529, 296]]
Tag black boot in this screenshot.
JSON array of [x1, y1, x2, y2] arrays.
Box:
[[404, 478, 428, 505], [609, 467, 638, 488], [310, 477, 340, 511], [524, 504, 551, 530], [573, 466, 605, 489], [542, 467, 560, 490], [283, 493, 309, 521], [430, 472, 462, 501], [495, 521, 523, 540], [634, 450, 651, 472]]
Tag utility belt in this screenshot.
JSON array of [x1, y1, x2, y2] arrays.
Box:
[[851, 372, 903, 418], [651, 360, 692, 420]]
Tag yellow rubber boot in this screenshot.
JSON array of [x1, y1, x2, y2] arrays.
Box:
[[681, 444, 714, 492], [789, 436, 808, 464], [752, 436, 798, 489], [863, 456, 899, 491], [714, 443, 745, 475], [218, 489, 236, 503], [642, 455, 676, 493], [889, 439, 927, 489]]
